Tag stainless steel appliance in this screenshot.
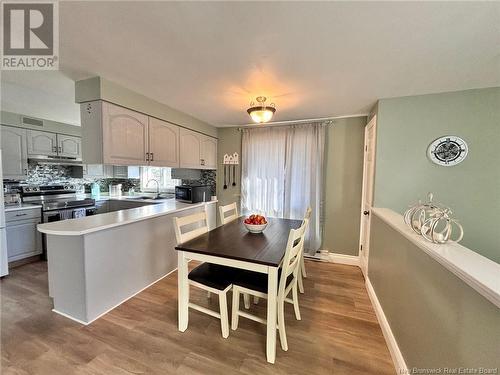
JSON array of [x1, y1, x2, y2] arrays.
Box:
[[20, 185, 95, 258], [21, 185, 95, 222], [175, 185, 211, 203]]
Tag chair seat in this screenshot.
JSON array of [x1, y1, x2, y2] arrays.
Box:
[[188, 263, 235, 291], [233, 269, 293, 294]]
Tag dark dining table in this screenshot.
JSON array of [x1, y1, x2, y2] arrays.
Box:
[[174, 216, 302, 364]]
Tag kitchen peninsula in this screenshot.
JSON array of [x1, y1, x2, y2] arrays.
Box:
[[37, 200, 216, 324]]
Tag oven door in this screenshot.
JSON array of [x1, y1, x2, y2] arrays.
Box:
[[43, 211, 61, 223]]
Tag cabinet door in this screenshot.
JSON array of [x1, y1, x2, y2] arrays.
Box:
[[102, 102, 148, 165], [179, 128, 202, 168], [1, 126, 28, 178], [148, 118, 179, 167], [200, 136, 217, 169], [27, 130, 58, 156], [57, 134, 82, 159], [6, 220, 42, 262]]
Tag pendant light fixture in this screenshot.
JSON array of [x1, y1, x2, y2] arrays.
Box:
[[247, 96, 276, 123]]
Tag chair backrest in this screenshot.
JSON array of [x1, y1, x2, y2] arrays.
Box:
[[303, 206, 312, 223], [219, 202, 239, 225], [174, 210, 209, 244], [278, 219, 308, 297]]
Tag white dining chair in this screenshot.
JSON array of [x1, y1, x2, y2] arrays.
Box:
[[219, 202, 239, 225], [174, 210, 234, 338], [218, 202, 252, 308], [298, 207, 312, 294], [231, 219, 308, 351]]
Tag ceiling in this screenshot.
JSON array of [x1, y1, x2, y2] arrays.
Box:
[[1, 1, 499, 127]]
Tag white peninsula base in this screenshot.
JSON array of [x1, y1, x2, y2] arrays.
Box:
[[41, 201, 216, 324]]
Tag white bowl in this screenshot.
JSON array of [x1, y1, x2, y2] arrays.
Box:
[[244, 222, 268, 233]]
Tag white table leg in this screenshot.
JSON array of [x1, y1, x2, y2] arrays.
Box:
[[178, 251, 189, 332], [266, 266, 278, 364]]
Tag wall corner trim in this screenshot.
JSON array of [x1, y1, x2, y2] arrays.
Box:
[[366, 277, 409, 374]]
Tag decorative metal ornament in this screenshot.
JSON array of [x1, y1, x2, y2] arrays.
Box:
[[403, 193, 464, 244], [427, 136, 468, 166]]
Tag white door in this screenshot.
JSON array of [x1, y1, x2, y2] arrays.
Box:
[[200, 136, 217, 169], [57, 134, 82, 159], [27, 130, 58, 157], [179, 128, 202, 168], [102, 102, 149, 165], [148, 118, 180, 167], [1, 126, 28, 178], [359, 116, 377, 277]]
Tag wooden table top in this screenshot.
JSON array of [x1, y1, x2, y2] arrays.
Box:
[[175, 217, 302, 267]]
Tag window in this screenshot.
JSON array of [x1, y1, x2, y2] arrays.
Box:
[[140, 167, 180, 192]]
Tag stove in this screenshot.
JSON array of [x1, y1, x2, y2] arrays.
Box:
[[21, 184, 95, 214], [21, 184, 97, 259]]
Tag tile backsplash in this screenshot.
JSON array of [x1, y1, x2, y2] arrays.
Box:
[[21, 162, 215, 196]]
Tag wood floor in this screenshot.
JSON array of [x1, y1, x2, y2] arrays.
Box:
[[1, 260, 394, 375]]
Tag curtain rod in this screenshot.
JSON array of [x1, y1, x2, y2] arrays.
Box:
[[234, 113, 368, 130]]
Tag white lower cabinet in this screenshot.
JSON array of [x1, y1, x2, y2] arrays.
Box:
[[6, 209, 42, 262]]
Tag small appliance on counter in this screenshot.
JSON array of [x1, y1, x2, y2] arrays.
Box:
[[91, 183, 101, 199], [109, 184, 122, 197], [175, 185, 212, 203]]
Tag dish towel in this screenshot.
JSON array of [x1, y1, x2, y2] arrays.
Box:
[[73, 208, 86, 219]]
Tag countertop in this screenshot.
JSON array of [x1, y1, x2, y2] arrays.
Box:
[[5, 203, 42, 212], [37, 199, 217, 236]]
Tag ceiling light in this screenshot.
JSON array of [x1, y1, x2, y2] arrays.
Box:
[[247, 96, 276, 124]]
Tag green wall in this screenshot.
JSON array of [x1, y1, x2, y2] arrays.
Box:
[[369, 214, 500, 369], [374, 87, 500, 263], [216, 127, 242, 226], [322, 117, 366, 255]]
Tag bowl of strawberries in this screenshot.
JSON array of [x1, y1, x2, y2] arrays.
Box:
[[243, 214, 268, 233]]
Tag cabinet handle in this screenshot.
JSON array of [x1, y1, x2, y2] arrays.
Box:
[[150, 152, 154, 161], [58, 146, 62, 153], [146, 152, 150, 161], [15, 213, 27, 217], [52, 146, 57, 153], [200, 159, 205, 166]]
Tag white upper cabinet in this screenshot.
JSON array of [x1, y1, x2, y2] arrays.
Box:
[[1, 126, 28, 178], [57, 134, 82, 159], [102, 102, 149, 165], [27, 130, 58, 157], [200, 135, 217, 169], [179, 128, 217, 169], [179, 128, 202, 168], [81, 100, 216, 169], [148, 118, 179, 167]]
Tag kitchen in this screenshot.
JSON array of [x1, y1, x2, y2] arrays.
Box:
[[1, 2, 499, 374], [1, 80, 219, 278]]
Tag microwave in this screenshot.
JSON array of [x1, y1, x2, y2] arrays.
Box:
[[175, 185, 211, 203]]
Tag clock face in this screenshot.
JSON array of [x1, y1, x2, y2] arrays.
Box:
[[427, 136, 468, 166]]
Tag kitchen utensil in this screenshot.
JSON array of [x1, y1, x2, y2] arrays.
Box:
[[109, 184, 122, 197], [223, 165, 227, 189], [232, 165, 236, 186]]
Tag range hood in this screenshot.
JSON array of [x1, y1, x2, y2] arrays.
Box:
[[28, 155, 83, 166]]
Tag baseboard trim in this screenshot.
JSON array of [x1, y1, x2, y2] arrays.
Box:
[[305, 252, 360, 266], [365, 277, 408, 374]]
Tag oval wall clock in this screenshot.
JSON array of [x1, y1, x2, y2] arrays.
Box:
[[427, 136, 468, 166]]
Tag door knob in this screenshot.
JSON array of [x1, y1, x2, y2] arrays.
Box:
[[363, 210, 370, 216]]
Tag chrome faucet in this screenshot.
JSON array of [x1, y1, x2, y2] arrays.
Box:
[[146, 179, 161, 199]]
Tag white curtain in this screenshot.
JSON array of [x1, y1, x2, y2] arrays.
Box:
[[241, 123, 326, 254]]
